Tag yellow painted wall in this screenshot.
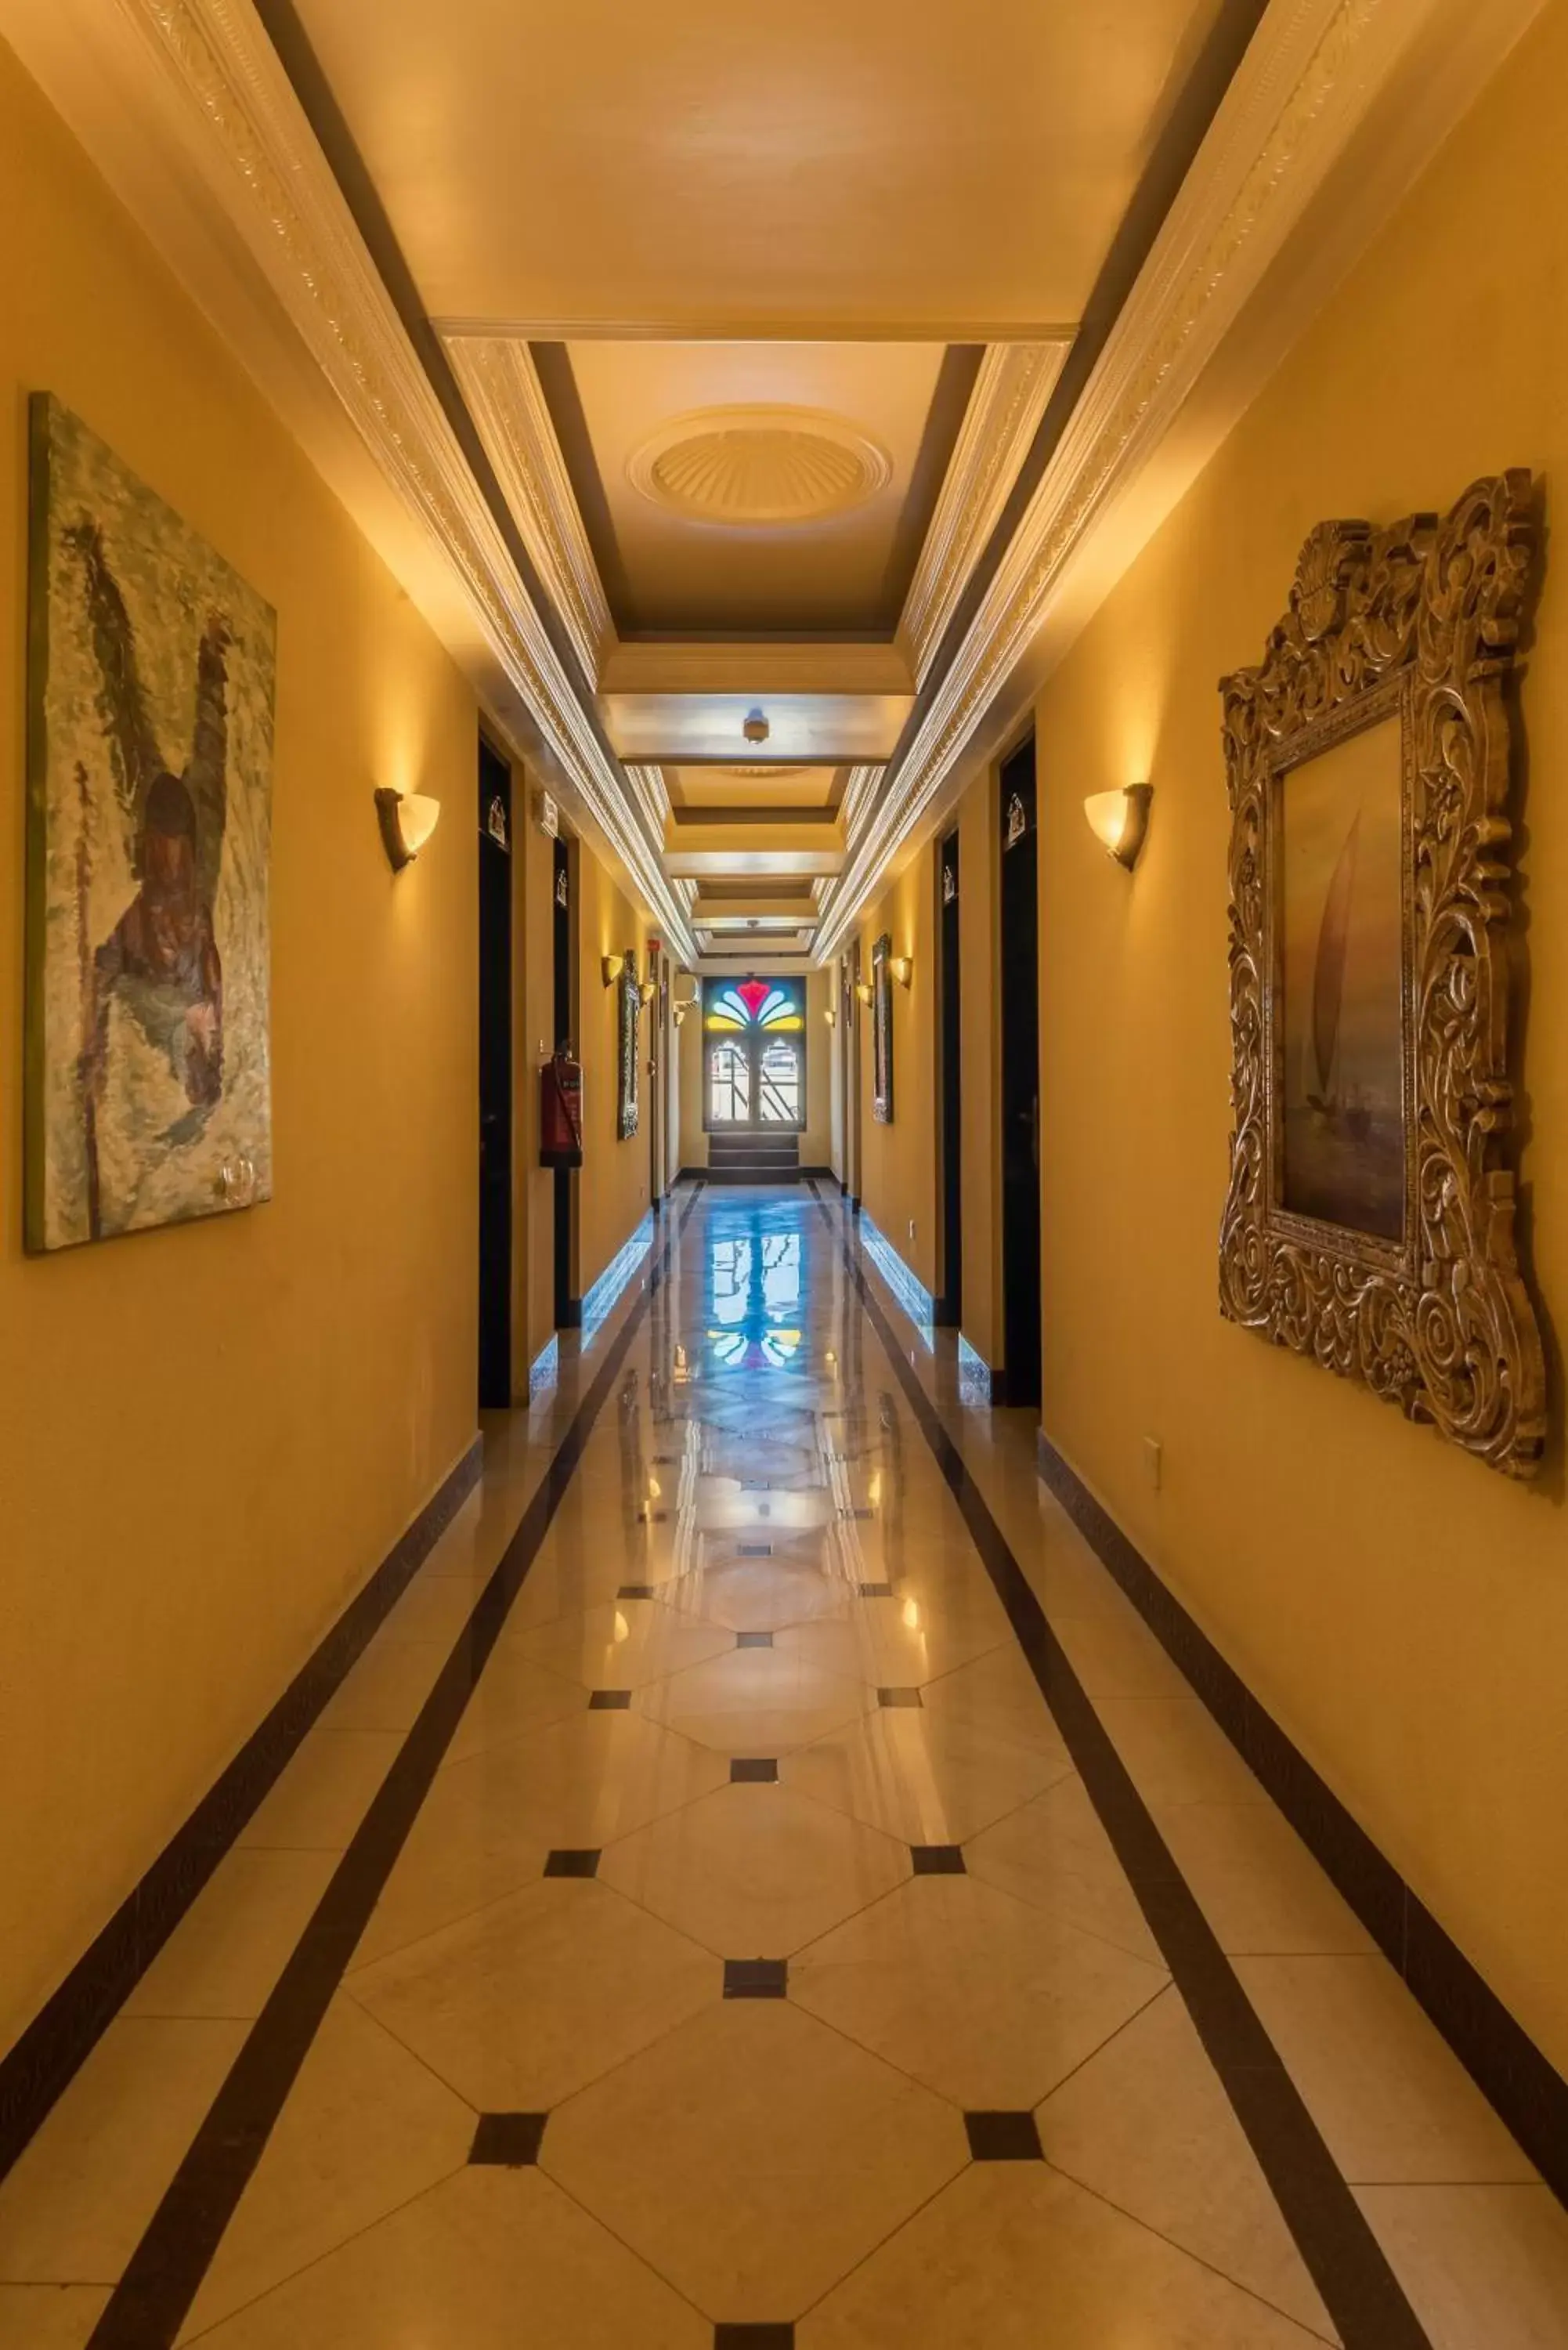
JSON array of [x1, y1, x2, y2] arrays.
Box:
[[857, 861, 938, 1291], [575, 845, 653, 1284], [676, 967, 832, 1170], [1032, 0, 1568, 2073], [0, 45, 479, 2050]]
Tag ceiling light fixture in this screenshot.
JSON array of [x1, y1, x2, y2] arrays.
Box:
[[1083, 784, 1153, 871]]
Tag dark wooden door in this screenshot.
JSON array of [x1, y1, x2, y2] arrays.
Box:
[[999, 740, 1041, 1408], [938, 831, 962, 1324], [478, 739, 512, 1408]]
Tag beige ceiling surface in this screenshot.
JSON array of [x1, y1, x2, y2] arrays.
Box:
[[669, 767, 841, 810], [289, 0, 1226, 332], [558, 340, 952, 631]]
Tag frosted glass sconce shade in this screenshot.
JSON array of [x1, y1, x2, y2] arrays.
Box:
[[1083, 784, 1152, 870]]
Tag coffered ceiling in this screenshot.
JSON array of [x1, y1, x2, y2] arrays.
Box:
[[267, 0, 1226, 964], [13, 0, 1536, 972]]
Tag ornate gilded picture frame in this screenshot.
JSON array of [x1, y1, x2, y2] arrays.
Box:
[[871, 931, 894, 1124], [616, 953, 639, 1141], [1219, 472, 1545, 1477]]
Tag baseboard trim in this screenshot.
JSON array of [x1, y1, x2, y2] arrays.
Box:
[[1035, 1426, 1568, 2204], [0, 1431, 485, 2184]]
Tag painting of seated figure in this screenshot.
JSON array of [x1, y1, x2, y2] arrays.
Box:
[[26, 393, 276, 1250]]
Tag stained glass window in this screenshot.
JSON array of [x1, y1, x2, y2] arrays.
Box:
[[703, 977, 804, 1032], [703, 977, 806, 1131]]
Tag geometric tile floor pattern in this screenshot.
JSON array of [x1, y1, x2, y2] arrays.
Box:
[[1, 1188, 1566, 2348]]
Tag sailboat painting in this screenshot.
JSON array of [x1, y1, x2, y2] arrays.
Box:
[[1280, 717, 1405, 1240]]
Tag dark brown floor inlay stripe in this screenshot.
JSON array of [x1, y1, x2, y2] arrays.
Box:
[[736, 1630, 774, 1649], [730, 1758, 779, 1784], [858, 1579, 894, 1598], [807, 1180, 1433, 2350], [587, 1689, 633, 1710], [876, 1686, 923, 1708], [617, 1582, 657, 1600], [82, 1185, 705, 2350], [714, 2326, 794, 2349]]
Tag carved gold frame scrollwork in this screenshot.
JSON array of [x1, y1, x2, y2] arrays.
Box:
[[1219, 472, 1545, 1477]]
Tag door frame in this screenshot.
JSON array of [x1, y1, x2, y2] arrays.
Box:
[[477, 735, 513, 1407], [700, 979, 808, 1135]]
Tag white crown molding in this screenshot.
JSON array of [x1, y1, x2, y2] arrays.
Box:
[[898, 341, 1071, 683], [815, 0, 1544, 960], [102, 0, 694, 960], [838, 764, 883, 837], [443, 334, 615, 686], [624, 762, 672, 837]]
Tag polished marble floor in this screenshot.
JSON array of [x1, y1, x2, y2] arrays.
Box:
[[4, 1183, 1568, 2348]]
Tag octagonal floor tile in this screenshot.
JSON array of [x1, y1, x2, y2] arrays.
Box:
[[781, 1705, 1071, 1848], [186, 2167, 707, 2349], [777, 1598, 1010, 1690], [1035, 1987, 1335, 2337], [637, 1647, 873, 1755], [511, 1600, 735, 1691], [179, 1996, 475, 2341], [599, 1783, 907, 1956], [350, 1714, 729, 1966], [543, 2001, 965, 2320], [791, 1873, 1168, 2109], [695, 1559, 854, 1634], [919, 1646, 1075, 1759], [965, 1773, 1164, 1965], [799, 2160, 1330, 2348], [349, 1878, 717, 2110]]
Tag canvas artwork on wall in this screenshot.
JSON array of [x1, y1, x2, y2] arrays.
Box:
[[871, 931, 894, 1123], [26, 394, 276, 1252], [1278, 716, 1405, 1241]]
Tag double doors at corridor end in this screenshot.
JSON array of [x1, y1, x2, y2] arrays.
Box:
[[703, 977, 806, 1130]]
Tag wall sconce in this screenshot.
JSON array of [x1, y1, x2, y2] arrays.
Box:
[[855, 980, 873, 1007], [673, 1003, 688, 1027], [638, 979, 657, 1007], [890, 955, 913, 989], [601, 953, 623, 988], [374, 787, 441, 872], [824, 1006, 836, 1028], [1083, 783, 1153, 871]]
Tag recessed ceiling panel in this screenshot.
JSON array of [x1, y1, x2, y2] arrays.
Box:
[[550, 340, 962, 631], [289, 0, 1227, 334], [606, 692, 909, 764], [669, 765, 840, 810]]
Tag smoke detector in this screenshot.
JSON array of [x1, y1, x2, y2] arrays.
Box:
[[742, 709, 769, 745]]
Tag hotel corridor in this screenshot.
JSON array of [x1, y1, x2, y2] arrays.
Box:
[[3, 1184, 1562, 2349]]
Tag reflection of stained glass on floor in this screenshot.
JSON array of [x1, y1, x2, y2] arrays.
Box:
[[704, 1207, 805, 1371]]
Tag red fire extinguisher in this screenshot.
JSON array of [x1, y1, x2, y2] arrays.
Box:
[[540, 1045, 584, 1170]]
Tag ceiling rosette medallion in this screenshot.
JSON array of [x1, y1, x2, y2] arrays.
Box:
[[627, 406, 892, 526]]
